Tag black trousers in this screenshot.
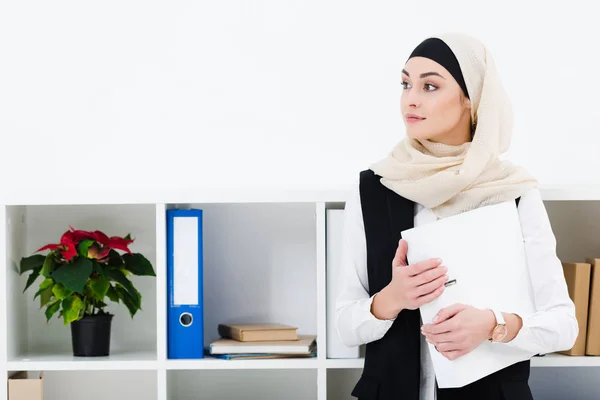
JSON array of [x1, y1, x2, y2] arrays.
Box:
[[436, 360, 533, 400]]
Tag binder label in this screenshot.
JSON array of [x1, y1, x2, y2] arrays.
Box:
[[173, 216, 199, 305]]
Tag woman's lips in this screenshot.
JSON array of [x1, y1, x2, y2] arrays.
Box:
[[406, 114, 425, 123]]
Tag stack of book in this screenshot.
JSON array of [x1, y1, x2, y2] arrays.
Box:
[[206, 323, 317, 360]]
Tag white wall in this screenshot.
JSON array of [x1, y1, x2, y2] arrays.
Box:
[[1, 1, 599, 399], [0, 0, 598, 198]]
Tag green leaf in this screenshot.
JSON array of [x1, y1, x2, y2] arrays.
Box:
[[122, 253, 155, 276], [40, 288, 54, 308], [77, 239, 94, 257], [62, 296, 84, 325], [51, 283, 73, 300], [96, 300, 108, 309], [106, 285, 120, 303], [50, 258, 93, 293], [89, 275, 110, 301], [115, 285, 141, 318], [34, 277, 54, 299], [23, 267, 42, 292], [45, 299, 61, 322], [107, 249, 124, 267], [20, 254, 46, 274], [34, 277, 55, 308], [105, 267, 138, 301], [40, 254, 56, 277], [92, 261, 106, 277]]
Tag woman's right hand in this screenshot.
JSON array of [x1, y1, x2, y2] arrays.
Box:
[[371, 239, 448, 320]]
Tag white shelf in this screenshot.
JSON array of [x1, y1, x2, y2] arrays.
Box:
[[531, 354, 600, 367], [3, 183, 600, 206], [7, 352, 598, 374], [325, 354, 600, 369], [6, 350, 158, 371], [166, 357, 319, 370], [2, 187, 599, 400]]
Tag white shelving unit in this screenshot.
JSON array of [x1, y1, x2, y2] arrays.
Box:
[[2, 184, 600, 400]]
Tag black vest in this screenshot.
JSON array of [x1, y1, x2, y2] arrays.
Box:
[[351, 169, 533, 400]]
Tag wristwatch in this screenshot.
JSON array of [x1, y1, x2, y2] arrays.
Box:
[[489, 309, 508, 342]]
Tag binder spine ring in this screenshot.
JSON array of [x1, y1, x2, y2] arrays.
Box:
[[180, 312, 193, 327]]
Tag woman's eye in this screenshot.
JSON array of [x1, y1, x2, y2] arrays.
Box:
[[424, 83, 437, 91], [401, 81, 412, 89]]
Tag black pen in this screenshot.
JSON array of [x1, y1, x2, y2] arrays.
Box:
[[444, 279, 457, 287]]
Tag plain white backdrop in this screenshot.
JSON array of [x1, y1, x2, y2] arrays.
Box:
[[1, 2, 599, 400], [0, 1, 598, 201]]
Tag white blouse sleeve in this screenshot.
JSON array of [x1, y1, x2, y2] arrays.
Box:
[[334, 183, 395, 348], [501, 187, 578, 355]]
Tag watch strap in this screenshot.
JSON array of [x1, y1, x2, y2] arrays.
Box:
[[492, 308, 505, 325]]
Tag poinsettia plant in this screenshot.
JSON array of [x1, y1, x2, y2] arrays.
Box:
[[19, 226, 156, 325]]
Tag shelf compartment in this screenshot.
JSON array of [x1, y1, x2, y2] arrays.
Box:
[[7, 369, 157, 400], [4, 203, 159, 363], [167, 368, 317, 400], [165, 202, 318, 356], [327, 368, 361, 400]]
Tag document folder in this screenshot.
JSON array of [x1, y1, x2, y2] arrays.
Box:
[[326, 209, 360, 358], [167, 209, 204, 359], [401, 200, 537, 388]]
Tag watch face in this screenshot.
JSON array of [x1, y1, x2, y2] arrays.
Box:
[[492, 325, 508, 341]]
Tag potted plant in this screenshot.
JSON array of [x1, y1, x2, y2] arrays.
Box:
[[19, 226, 156, 357]]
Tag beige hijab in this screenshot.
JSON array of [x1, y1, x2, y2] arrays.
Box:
[[370, 33, 538, 218]]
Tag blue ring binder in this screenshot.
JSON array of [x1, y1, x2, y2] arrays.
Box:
[[166, 209, 204, 359]]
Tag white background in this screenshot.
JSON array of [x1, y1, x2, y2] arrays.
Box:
[[0, 1, 598, 199], [1, 1, 599, 400]]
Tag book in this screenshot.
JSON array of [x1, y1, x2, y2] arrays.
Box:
[[207, 351, 317, 360], [560, 261, 591, 356], [209, 334, 316, 355], [217, 323, 298, 342]]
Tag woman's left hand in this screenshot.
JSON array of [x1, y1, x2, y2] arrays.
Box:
[[421, 303, 495, 361]]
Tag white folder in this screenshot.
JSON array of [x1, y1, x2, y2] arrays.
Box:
[[326, 209, 360, 358], [400, 200, 537, 388]]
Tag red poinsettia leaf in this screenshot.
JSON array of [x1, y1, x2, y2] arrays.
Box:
[[91, 230, 110, 245], [61, 244, 78, 261], [106, 236, 134, 253], [36, 243, 60, 252], [68, 226, 97, 242], [61, 230, 77, 245]]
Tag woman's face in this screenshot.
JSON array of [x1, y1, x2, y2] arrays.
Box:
[[400, 56, 472, 145]]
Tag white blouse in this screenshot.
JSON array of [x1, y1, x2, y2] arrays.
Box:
[[335, 183, 578, 400]]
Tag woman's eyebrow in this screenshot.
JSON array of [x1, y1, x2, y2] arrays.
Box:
[[402, 69, 446, 79]]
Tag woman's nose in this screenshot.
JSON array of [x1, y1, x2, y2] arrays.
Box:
[[403, 89, 421, 108]]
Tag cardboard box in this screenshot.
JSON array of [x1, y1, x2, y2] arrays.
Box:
[[8, 371, 43, 400], [586, 258, 600, 355], [560, 262, 591, 356]]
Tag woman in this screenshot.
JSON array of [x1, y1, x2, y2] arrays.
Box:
[[335, 33, 578, 400]]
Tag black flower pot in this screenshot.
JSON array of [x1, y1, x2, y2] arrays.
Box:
[[70, 314, 114, 357]]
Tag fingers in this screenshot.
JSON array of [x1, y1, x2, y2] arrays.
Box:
[[392, 239, 408, 267], [414, 274, 448, 298], [424, 331, 460, 344], [406, 257, 443, 277], [422, 318, 455, 335], [414, 267, 448, 290], [433, 341, 463, 353], [433, 303, 467, 324], [414, 284, 445, 306], [441, 349, 467, 361]]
